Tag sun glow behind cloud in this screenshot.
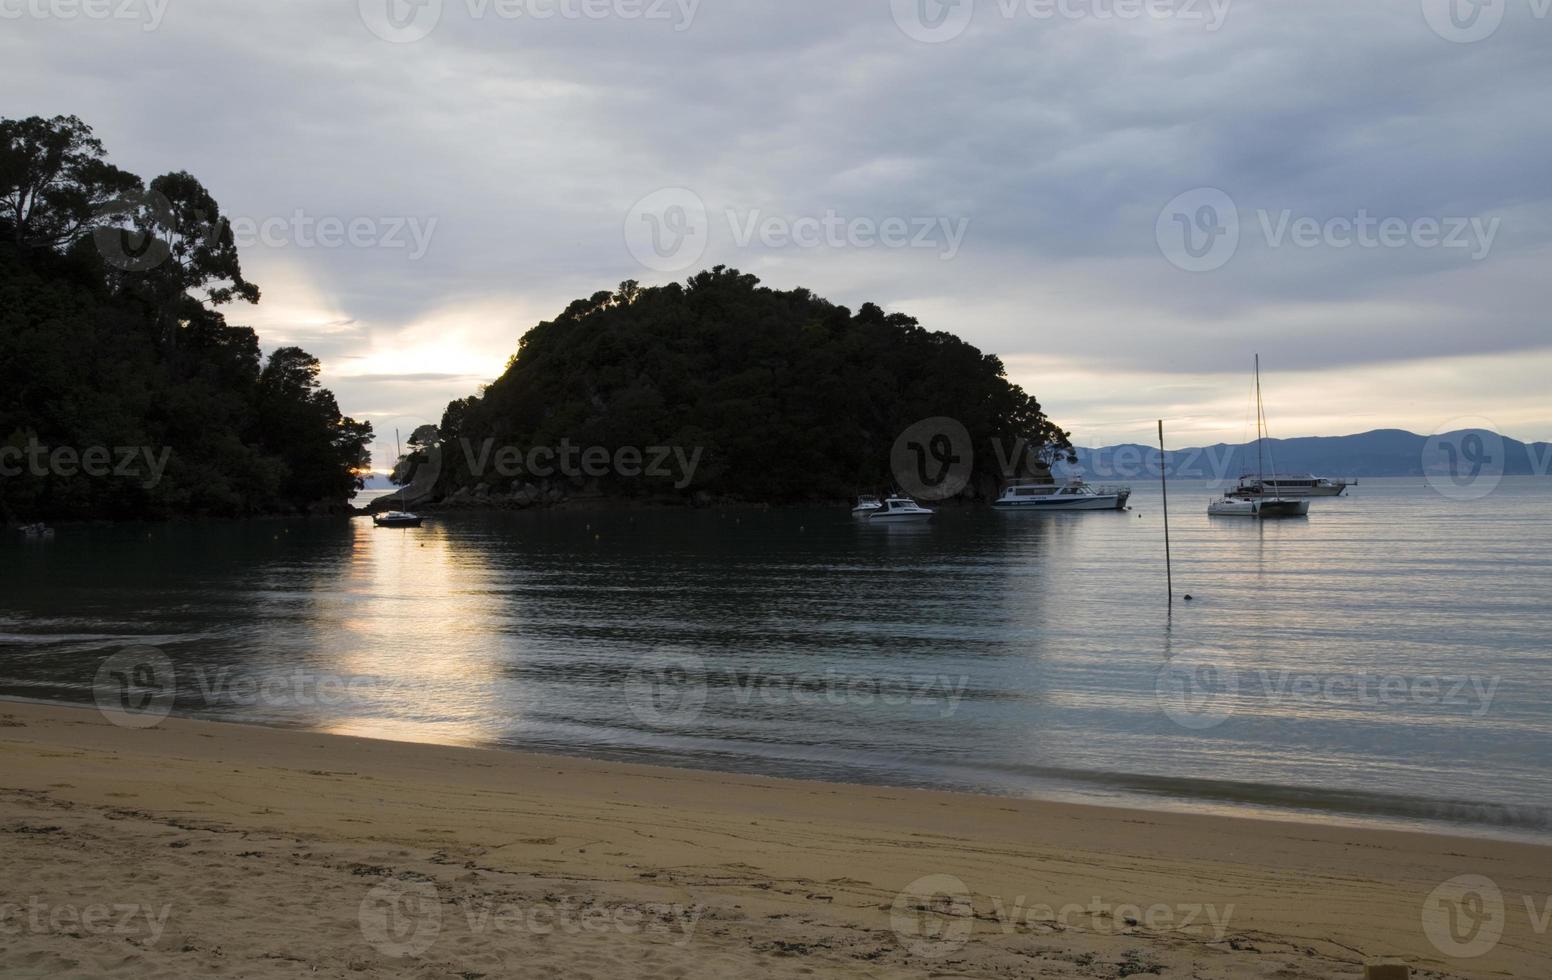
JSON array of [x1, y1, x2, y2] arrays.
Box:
[[20, 0, 1542, 461]]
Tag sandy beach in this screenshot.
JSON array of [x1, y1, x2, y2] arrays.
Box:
[[1, 699, 1546, 979]]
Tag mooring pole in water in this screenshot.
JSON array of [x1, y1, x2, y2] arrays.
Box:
[[1159, 419, 1173, 607]]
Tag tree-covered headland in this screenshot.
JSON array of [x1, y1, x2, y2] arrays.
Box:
[[418, 268, 1074, 505], [0, 114, 372, 521]]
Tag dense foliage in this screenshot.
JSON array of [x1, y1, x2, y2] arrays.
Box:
[[433, 268, 1073, 502], [0, 115, 371, 521]]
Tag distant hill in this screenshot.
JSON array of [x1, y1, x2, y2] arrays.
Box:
[[1069, 428, 1552, 481]]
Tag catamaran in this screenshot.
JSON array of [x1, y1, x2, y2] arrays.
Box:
[[1208, 356, 1311, 519]]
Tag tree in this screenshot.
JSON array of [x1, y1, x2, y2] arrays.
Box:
[[0, 115, 140, 255], [255, 348, 374, 503], [438, 270, 1074, 502], [0, 113, 369, 519]]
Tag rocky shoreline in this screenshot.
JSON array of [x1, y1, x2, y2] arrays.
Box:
[[357, 479, 730, 516]]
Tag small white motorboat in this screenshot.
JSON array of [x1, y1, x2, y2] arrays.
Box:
[[865, 496, 934, 523], [850, 494, 883, 517], [993, 480, 1131, 512], [372, 511, 423, 528]]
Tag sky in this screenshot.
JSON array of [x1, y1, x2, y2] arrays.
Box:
[[6, 0, 1550, 469]]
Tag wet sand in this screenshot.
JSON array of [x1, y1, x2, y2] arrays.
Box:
[[1, 699, 1546, 978]]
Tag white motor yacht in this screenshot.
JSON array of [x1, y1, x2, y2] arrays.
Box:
[[865, 496, 934, 523], [992, 480, 1131, 512], [1228, 474, 1347, 498]]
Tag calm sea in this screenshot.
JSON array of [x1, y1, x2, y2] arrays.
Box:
[[4, 478, 1550, 840]]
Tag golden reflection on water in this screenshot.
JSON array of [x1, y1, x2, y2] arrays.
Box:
[[314, 519, 507, 747]]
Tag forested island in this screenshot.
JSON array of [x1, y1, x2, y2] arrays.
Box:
[[0, 115, 371, 521], [396, 268, 1075, 508]]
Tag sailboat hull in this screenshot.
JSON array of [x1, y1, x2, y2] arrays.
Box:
[[1207, 497, 1310, 518]]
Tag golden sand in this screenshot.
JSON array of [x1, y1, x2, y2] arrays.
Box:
[[1, 700, 1546, 978]]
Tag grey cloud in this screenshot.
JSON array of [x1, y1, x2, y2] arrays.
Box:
[[5, 0, 1549, 433]]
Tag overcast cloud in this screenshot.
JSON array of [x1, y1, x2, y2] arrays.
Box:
[[5, 0, 1549, 463]]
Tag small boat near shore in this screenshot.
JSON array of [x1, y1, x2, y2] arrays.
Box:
[[865, 496, 933, 523], [850, 494, 882, 517], [993, 480, 1131, 512], [16, 522, 55, 539], [372, 511, 423, 528]]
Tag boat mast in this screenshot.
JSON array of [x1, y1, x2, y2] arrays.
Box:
[[1254, 354, 1265, 499]]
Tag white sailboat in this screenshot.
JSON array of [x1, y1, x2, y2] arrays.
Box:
[[1208, 356, 1311, 519]]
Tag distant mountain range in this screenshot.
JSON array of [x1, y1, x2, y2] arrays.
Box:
[[1066, 428, 1552, 481]]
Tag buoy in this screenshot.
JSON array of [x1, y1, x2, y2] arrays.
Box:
[[1184, 594, 1193, 601]]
